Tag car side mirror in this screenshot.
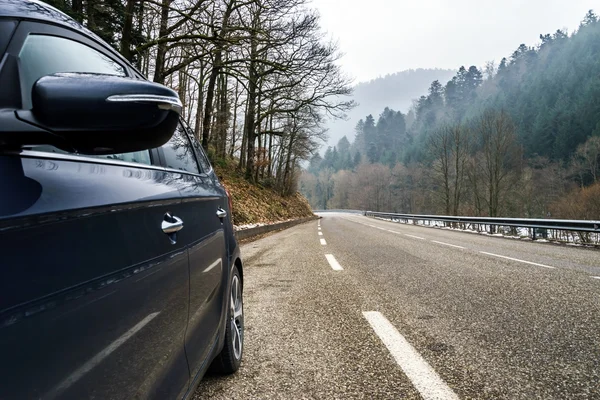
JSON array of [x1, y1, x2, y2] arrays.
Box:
[[5, 73, 181, 155]]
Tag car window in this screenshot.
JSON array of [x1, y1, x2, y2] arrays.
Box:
[[26, 145, 152, 166], [189, 133, 212, 172], [161, 124, 200, 174], [98, 151, 151, 165], [18, 34, 126, 108], [180, 121, 212, 172]]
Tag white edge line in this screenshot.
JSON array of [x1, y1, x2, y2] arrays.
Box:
[[405, 234, 425, 240], [363, 311, 458, 400], [431, 240, 465, 249], [47, 312, 160, 398], [591, 276, 600, 280], [320, 238, 327, 245], [480, 251, 555, 269], [325, 254, 344, 270]]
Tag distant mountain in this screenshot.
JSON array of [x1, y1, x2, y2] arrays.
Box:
[[324, 68, 455, 148]]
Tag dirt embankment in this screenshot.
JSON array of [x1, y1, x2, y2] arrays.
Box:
[[214, 163, 314, 227]]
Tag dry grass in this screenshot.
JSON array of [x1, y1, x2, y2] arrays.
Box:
[[214, 160, 314, 226]]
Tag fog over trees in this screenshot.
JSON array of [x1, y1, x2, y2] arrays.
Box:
[[302, 10, 600, 219], [323, 69, 455, 148]]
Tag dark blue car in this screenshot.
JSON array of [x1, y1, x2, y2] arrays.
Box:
[[0, 1, 244, 398]]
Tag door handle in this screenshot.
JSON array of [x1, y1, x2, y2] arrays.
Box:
[[216, 208, 227, 219], [162, 213, 184, 234]]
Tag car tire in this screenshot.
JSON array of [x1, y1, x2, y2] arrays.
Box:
[[210, 267, 243, 374]]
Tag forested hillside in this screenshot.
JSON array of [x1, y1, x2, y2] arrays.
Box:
[[302, 10, 600, 220], [46, 0, 352, 197], [324, 69, 454, 147]]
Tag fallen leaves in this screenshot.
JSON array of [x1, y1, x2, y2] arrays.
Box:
[[215, 164, 314, 227]]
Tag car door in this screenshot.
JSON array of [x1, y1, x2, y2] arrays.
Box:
[[157, 123, 228, 384], [0, 22, 190, 399]]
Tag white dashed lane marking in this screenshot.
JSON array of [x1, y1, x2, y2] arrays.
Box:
[[431, 240, 465, 249], [363, 311, 459, 400], [318, 232, 323, 236], [480, 251, 555, 269], [345, 216, 563, 273], [320, 238, 327, 245], [404, 234, 425, 240], [325, 254, 344, 271]]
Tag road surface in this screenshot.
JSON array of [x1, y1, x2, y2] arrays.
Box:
[[195, 213, 600, 399]]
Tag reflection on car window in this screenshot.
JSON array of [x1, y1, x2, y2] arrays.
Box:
[[162, 124, 200, 174], [26, 145, 152, 166], [182, 123, 212, 172], [19, 35, 125, 108], [96, 151, 151, 165]]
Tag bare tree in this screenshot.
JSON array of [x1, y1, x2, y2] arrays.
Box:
[[428, 124, 470, 215], [572, 135, 600, 185], [475, 110, 521, 217], [116, 0, 353, 198]]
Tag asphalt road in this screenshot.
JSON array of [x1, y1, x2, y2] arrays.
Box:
[[195, 213, 600, 399]]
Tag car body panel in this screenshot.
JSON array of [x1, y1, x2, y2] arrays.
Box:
[[179, 174, 228, 381], [0, 1, 243, 397], [0, 153, 191, 399]]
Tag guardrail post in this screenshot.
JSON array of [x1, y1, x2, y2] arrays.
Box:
[[532, 228, 536, 241]]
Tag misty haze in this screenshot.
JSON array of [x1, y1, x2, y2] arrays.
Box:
[[4, 0, 600, 399]]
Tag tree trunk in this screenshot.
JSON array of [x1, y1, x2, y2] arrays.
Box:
[[244, 27, 258, 181], [255, 131, 261, 182], [229, 81, 239, 158], [254, 82, 263, 182], [134, 0, 145, 70], [282, 122, 296, 194], [201, 51, 221, 149], [275, 136, 286, 188], [218, 73, 229, 158], [193, 61, 205, 141], [238, 96, 249, 170], [72, 0, 83, 22], [152, 0, 171, 84], [199, 0, 235, 149], [177, 67, 187, 120], [266, 115, 273, 178], [120, 0, 136, 61], [86, 0, 97, 31]]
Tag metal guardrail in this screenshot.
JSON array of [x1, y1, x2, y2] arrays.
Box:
[[364, 211, 600, 242]]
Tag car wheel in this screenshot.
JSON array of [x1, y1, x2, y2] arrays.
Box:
[[211, 267, 243, 374]]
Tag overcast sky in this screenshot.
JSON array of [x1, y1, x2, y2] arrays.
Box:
[[311, 0, 598, 83]]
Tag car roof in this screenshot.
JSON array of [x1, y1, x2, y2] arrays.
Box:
[[0, 0, 91, 31]]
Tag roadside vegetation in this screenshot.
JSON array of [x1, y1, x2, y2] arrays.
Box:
[[214, 158, 313, 227], [47, 0, 351, 220], [302, 10, 600, 221]]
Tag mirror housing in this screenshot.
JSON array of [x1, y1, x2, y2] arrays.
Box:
[[6, 73, 181, 155]]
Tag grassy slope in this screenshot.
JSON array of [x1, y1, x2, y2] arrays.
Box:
[[214, 161, 314, 227]]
